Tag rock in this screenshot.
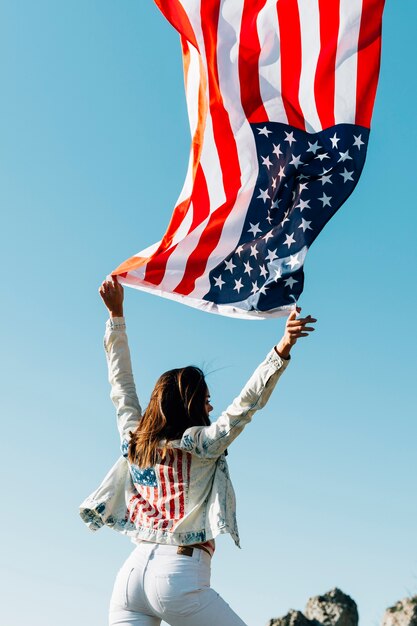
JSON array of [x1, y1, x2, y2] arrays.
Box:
[[304, 588, 358, 626], [268, 609, 315, 626], [382, 597, 417, 626]]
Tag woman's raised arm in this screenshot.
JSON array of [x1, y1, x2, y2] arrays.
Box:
[[178, 308, 317, 459], [99, 279, 142, 453]]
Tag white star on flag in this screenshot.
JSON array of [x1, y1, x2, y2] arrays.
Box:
[[286, 254, 300, 270], [338, 149, 353, 162], [330, 133, 340, 148], [266, 248, 278, 262], [307, 140, 320, 154], [233, 278, 243, 293], [289, 154, 304, 169], [274, 268, 282, 281], [299, 219, 312, 232], [261, 155, 273, 169], [273, 143, 283, 158], [285, 277, 298, 289], [214, 275, 225, 289], [243, 261, 253, 276], [284, 131, 296, 146], [353, 134, 365, 149], [257, 188, 270, 203], [224, 258, 236, 273], [319, 193, 332, 207], [248, 222, 262, 236], [284, 233, 296, 248], [250, 244, 259, 258], [340, 168, 354, 183], [296, 199, 310, 212], [257, 126, 272, 137]]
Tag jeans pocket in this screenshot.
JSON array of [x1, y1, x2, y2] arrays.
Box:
[[155, 572, 201, 616]]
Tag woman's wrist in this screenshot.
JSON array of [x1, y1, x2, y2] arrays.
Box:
[[109, 310, 124, 319], [275, 338, 292, 359]]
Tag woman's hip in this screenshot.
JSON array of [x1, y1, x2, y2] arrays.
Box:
[[109, 542, 211, 615]]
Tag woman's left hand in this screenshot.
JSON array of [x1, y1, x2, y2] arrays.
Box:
[[275, 307, 317, 359], [99, 278, 124, 318]]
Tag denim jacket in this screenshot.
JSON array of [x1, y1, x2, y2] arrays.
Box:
[[79, 318, 289, 547]]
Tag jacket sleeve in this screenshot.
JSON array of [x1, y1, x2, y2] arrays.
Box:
[[178, 348, 289, 459], [104, 317, 142, 453]]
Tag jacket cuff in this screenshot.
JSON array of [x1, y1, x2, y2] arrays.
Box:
[[266, 347, 290, 370], [106, 317, 126, 331]]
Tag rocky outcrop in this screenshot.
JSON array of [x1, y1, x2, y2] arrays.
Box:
[[305, 588, 358, 626], [267, 590, 417, 626], [268, 589, 357, 626], [268, 610, 314, 626], [382, 597, 417, 626]]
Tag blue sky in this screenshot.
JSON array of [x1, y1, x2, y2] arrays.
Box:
[[1, 2, 416, 625]]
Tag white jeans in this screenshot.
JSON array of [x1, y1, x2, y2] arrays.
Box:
[[109, 542, 247, 626]]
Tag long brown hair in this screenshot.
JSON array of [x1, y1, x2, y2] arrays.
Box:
[[128, 366, 210, 468]]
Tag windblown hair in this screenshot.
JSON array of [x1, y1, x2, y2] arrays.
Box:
[[128, 366, 210, 468]]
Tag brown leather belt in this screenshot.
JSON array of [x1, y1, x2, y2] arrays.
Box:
[[177, 544, 211, 557]]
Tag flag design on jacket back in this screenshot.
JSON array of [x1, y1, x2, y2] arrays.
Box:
[[127, 449, 191, 531], [113, 0, 385, 319]]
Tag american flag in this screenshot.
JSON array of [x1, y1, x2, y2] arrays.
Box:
[[113, 0, 385, 319], [126, 449, 191, 531]]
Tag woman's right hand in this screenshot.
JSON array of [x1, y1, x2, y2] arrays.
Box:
[[99, 278, 124, 318], [275, 307, 316, 359]]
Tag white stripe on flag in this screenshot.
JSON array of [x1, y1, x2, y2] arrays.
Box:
[[185, 41, 202, 137], [335, 0, 362, 125], [157, 2, 228, 293], [190, 0, 259, 298], [159, 119, 227, 291], [178, 0, 202, 33], [174, 45, 203, 207], [297, 0, 322, 133], [257, 0, 288, 125], [120, 241, 161, 282]]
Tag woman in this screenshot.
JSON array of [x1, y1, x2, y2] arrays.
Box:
[[81, 278, 316, 626]]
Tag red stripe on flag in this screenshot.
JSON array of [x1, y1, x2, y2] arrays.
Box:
[[129, 493, 147, 524], [177, 451, 185, 519], [355, 0, 385, 128], [142, 487, 156, 521], [154, 0, 199, 50], [314, 0, 340, 129], [277, 0, 305, 131], [159, 461, 169, 529], [142, 44, 209, 286], [143, 162, 211, 285], [239, 0, 269, 122], [190, 163, 211, 230], [166, 450, 175, 519], [142, 197, 191, 285], [173, 0, 242, 296], [127, 494, 140, 523]]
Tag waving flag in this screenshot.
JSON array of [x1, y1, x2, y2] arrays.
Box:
[[113, 0, 385, 319]]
